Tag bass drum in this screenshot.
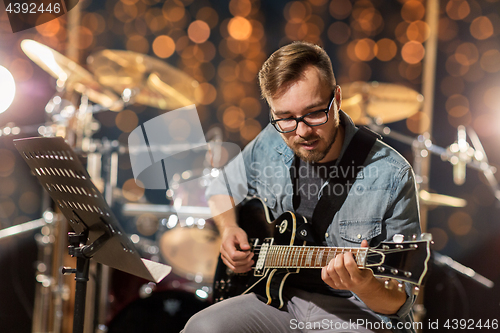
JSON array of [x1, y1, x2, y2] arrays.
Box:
[[107, 270, 209, 333]]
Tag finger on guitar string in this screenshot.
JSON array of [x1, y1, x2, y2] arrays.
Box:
[[322, 260, 345, 289]]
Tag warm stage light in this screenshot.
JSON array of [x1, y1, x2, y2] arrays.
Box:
[[0, 65, 16, 114]]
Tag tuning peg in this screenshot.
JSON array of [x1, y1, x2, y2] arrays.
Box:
[[412, 234, 418, 241], [412, 286, 420, 296], [392, 234, 404, 243], [397, 282, 404, 293], [421, 233, 433, 242]]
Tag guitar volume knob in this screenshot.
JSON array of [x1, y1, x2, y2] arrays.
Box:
[[392, 234, 404, 243]]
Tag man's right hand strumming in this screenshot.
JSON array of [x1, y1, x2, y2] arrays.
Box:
[[220, 226, 254, 273], [208, 194, 254, 274]]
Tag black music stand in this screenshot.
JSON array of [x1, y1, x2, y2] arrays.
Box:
[[13, 137, 171, 333]]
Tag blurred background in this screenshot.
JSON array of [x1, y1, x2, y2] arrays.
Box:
[[0, 0, 499, 332]]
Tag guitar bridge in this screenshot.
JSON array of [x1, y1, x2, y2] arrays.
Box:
[[254, 238, 273, 276]]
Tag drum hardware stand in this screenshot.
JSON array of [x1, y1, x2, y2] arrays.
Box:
[[86, 137, 122, 333], [433, 252, 494, 289], [367, 122, 499, 204], [0, 214, 50, 240]]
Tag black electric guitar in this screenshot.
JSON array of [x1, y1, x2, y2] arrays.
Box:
[[213, 197, 432, 309]]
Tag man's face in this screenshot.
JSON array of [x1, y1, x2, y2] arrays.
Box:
[[268, 66, 341, 163]]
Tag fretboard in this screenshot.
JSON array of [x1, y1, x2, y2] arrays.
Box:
[[262, 245, 368, 269]]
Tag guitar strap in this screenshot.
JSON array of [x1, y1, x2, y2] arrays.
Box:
[[292, 126, 381, 245]]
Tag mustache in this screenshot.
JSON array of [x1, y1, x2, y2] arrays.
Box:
[[294, 136, 320, 144]]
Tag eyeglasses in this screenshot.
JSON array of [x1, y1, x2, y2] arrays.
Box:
[[270, 91, 335, 133]]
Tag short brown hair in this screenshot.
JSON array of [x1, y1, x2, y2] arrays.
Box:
[[258, 41, 336, 104]]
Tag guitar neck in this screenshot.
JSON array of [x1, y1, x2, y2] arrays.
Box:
[[260, 245, 368, 269]]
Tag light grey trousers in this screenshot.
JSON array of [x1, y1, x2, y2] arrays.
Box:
[[182, 289, 392, 333]]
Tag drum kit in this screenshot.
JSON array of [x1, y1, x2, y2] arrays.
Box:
[[1, 39, 497, 332]]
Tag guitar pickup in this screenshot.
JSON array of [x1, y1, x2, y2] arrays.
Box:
[[254, 238, 273, 276]]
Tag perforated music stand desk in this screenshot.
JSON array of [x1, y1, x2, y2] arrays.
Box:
[[13, 137, 171, 333]]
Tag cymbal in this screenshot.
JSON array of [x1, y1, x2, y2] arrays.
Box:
[[341, 81, 423, 125], [87, 50, 199, 110], [20, 39, 123, 111], [419, 190, 467, 207]]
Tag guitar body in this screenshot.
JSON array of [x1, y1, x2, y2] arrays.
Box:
[[213, 197, 313, 308]]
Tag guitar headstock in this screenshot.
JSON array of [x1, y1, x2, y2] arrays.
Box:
[[367, 233, 432, 289]]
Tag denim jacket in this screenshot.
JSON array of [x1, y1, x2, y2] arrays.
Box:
[[207, 111, 421, 333]]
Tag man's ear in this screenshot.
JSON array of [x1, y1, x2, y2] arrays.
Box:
[[335, 85, 342, 110]]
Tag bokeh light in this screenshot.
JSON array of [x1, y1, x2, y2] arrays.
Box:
[[401, 1, 425, 22], [483, 86, 500, 110], [354, 38, 376, 61], [407, 111, 430, 134], [197, 7, 219, 29], [375, 38, 397, 61], [240, 118, 262, 142], [18, 192, 40, 214], [115, 110, 139, 133], [329, 0, 352, 20], [229, 0, 252, 17], [126, 34, 149, 53], [448, 211, 473, 236], [163, 1, 186, 23], [122, 179, 145, 202], [0, 177, 17, 197], [470, 16, 494, 40], [35, 18, 61, 37], [223, 106, 246, 131], [480, 49, 500, 73], [445, 54, 470, 77], [438, 17, 459, 42], [228, 16, 252, 40], [151, 35, 175, 59], [0, 66, 16, 114], [446, 0, 471, 20], [188, 20, 211, 44], [406, 21, 430, 43], [428, 227, 449, 251], [194, 82, 217, 105], [455, 42, 479, 66], [0, 198, 16, 219], [328, 22, 351, 45], [401, 41, 425, 64]]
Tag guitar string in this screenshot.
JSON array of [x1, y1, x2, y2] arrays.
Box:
[[251, 245, 417, 253], [251, 245, 417, 256], [251, 247, 417, 267]]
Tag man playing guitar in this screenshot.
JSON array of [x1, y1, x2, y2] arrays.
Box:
[[183, 41, 422, 333]]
